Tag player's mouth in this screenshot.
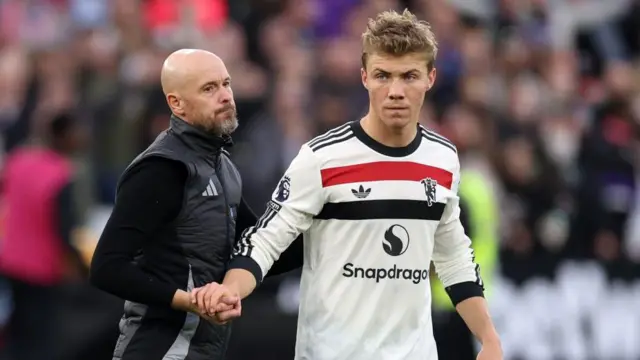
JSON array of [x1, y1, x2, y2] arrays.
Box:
[[384, 106, 409, 111]]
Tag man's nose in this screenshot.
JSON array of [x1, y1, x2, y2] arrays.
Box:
[[219, 87, 233, 103], [388, 80, 405, 100]]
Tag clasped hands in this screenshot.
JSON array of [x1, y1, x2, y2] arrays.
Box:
[[190, 282, 242, 324]]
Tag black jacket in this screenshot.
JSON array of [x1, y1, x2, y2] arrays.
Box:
[[91, 116, 302, 360]]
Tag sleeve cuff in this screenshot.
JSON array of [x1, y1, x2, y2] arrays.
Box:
[[228, 256, 263, 285], [445, 281, 484, 306]]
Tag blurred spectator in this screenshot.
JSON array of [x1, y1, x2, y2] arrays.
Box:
[[0, 111, 88, 360]]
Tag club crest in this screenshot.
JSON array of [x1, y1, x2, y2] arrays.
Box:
[[421, 178, 437, 207]]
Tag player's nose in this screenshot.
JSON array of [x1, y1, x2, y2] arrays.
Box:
[[387, 80, 405, 100]]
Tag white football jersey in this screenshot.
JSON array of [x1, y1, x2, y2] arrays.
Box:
[[232, 121, 483, 360]]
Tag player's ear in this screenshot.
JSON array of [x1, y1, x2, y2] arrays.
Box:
[[427, 67, 436, 91], [361, 68, 369, 90]]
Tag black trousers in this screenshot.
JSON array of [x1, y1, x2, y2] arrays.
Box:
[[3, 278, 59, 360], [433, 310, 476, 360]]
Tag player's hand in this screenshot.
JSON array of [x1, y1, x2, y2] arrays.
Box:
[[190, 282, 238, 318], [476, 340, 503, 360], [213, 295, 242, 323]]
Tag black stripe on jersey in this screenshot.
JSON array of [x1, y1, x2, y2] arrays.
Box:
[[308, 123, 351, 148], [312, 133, 355, 152], [234, 202, 279, 257], [421, 128, 457, 149], [422, 127, 453, 144], [421, 130, 457, 153], [309, 127, 354, 152], [315, 199, 445, 221]]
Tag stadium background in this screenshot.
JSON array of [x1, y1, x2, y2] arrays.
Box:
[[1, 0, 640, 359]]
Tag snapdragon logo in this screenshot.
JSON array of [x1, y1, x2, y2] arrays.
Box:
[[341, 224, 429, 284], [342, 263, 429, 284], [383, 224, 410, 256]]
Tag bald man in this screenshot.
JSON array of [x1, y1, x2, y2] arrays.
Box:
[[90, 49, 302, 360]]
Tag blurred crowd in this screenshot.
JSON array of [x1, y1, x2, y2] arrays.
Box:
[[1, 0, 640, 359]]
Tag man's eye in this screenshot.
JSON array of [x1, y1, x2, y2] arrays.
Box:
[[376, 73, 388, 79]]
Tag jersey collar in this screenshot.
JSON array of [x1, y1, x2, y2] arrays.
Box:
[[351, 120, 421, 157]]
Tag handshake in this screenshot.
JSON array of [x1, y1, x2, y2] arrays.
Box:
[[188, 282, 242, 324]]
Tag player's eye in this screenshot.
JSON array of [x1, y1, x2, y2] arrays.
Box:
[[375, 73, 388, 80], [203, 86, 213, 92], [223, 81, 231, 87], [404, 73, 418, 80]]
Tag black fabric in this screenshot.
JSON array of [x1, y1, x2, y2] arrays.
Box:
[[120, 307, 188, 359], [91, 116, 303, 359], [56, 182, 76, 246], [4, 279, 59, 360], [445, 281, 485, 306], [315, 200, 446, 221], [351, 120, 423, 157], [90, 157, 187, 307], [433, 310, 476, 360], [56, 181, 87, 275]]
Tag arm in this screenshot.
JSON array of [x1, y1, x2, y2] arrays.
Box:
[[432, 158, 499, 346], [224, 145, 324, 298], [89, 157, 192, 311], [234, 198, 304, 277], [56, 181, 87, 276]]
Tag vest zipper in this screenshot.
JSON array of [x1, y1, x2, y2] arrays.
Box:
[[216, 153, 231, 247]]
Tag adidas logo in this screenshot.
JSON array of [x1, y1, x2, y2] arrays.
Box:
[[202, 178, 218, 197], [351, 185, 371, 199]]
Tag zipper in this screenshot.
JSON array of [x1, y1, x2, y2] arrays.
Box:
[[216, 152, 231, 246]]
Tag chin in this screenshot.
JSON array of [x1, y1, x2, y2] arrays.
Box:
[[380, 116, 414, 130]]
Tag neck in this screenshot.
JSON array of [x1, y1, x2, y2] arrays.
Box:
[[172, 114, 221, 138], [360, 112, 417, 148]]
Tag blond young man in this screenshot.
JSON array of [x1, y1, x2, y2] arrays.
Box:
[[193, 10, 502, 360]]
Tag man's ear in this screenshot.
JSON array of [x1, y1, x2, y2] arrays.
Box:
[[167, 94, 184, 115], [361, 68, 368, 90], [427, 67, 437, 90]]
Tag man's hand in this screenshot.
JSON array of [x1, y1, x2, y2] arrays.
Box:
[[477, 340, 503, 360], [213, 295, 242, 323], [191, 282, 241, 324]]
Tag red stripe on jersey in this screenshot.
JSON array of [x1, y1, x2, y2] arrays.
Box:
[[320, 161, 452, 189]]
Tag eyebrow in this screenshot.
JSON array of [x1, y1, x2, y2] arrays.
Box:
[[372, 68, 421, 76], [200, 77, 231, 88]]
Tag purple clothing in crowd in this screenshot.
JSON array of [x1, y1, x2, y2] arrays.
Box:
[[313, 0, 361, 39]]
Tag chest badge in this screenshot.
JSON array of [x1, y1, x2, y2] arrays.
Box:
[[420, 178, 437, 207], [202, 178, 218, 197]]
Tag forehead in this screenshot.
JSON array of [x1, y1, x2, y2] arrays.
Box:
[[190, 57, 229, 86], [367, 52, 428, 72]]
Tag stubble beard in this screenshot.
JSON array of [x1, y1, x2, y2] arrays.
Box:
[[216, 115, 239, 136], [198, 109, 239, 137]]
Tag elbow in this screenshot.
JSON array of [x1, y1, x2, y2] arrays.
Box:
[[88, 259, 105, 289], [88, 255, 115, 293]]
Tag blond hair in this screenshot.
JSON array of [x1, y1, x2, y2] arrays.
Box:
[[361, 9, 438, 70]]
